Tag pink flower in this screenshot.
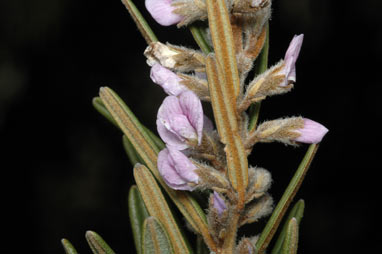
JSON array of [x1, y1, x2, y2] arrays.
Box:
[[150, 63, 188, 96], [213, 191, 227, 215], [157, 91, 204, 150], [145, 0, 183, 26], [281, 34, 304, 87], [157, 147, 199, 190], [294, 118, 329, 144]]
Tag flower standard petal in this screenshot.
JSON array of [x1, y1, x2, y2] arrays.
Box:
[[294, 118, 329, 144], [158, 148, 188, 187], [145, 0, 183, 26], [281, 34, 304, 86], [150, 64, 188, 96]]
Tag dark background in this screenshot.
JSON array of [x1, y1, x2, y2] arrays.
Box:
[[1, 0, 380, 253]]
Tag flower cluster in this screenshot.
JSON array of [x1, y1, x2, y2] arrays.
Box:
[[142, 0, 328, 251]]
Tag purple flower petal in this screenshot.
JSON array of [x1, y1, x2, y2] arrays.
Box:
[[294, 118, 328, 144], [145, 0, 183, 26], [281, 34, 304, 86], [213, 191, 227, 215], [157, 119, 189, 150], [150, 64, 188, 96], [178, 91, 204, 144], [157, 148, 198, 191], [203, 115, 214, 132]]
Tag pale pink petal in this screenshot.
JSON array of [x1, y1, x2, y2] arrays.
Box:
[[157, 119, 189, 150], [178, 91, 204, 144], [169, 115, 198, 141], [294, 118, 329, 144], [157, 96, 183, 130], [281, 34, 304, 86], [158, 149, 187, 186], [150, 64, 188, 96], [145, 0, 183, 26], [213, 191, 227, 215], [168, 148, 199, 183]]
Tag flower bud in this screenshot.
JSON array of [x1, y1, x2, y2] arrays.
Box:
[[150, 63, 188, 96], [145, 0, 183, 26], [157, 91, 204, 150], [281, 34, 304, 87], [213, 191, 227, 215], [294, 118, 329, 144], [157, 147, 199, 190]]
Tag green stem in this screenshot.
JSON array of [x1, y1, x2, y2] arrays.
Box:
[[255, 144, 319, 253], [190, 25, 212, 54], [248, 23, 269, 131]]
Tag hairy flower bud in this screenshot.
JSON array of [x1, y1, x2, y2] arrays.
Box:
[[150, 63, 188, 96], [157, 91, 204, 150], [294, 118, 329, 144], [213, 191, 227, 215], [145, 0, 183, 26], [157, 147, 199, 190]]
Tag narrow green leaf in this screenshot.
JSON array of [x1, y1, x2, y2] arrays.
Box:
[[256, 144, 319, 253], [99, 87, 160, 172], [85, 231, 116, 254], [93, 97, 118, 128], [123, 135, 142, 166], [206, 0, 241, 96], [129, 185, 150, 254], [61, 239, 78, 254], [190, 25, 212, 54], [196, 235, 209, 254], [271, 200, 304, 254], [249, 23, 269, 131], [205, 55, 248, 208], [143, 126, 165, 150], [121, 0, 158, 44], [142, 217, 174, 254], [281, 218, 299, 254], [134, 164, 190, 254]]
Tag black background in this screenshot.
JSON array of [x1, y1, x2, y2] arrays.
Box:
[[1, 0, 380, 253]]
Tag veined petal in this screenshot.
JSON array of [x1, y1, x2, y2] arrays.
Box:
[[145, 0, 183, 26], [150, 64, 188, 96], [168, 148, 199, 184], [169, 114, 198, 141], [294, 118, 328, 144], [158, 148, 188, 186], [282, 34, 304, 86], [178, 91, 204, 144], [157, 119, 189, 150]]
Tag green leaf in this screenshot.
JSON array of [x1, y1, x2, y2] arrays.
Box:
[[134, 164, 190, 254], [256, 144, 319, 254], [61, 239, 78, 254], [123, 135, 142, 166], [142, 217, 174, 254], [248, 23, 269, 131], [281, 218, 299, 254], [196, 235, 209, 254], [271, 200, 304, 254], [190, 25, 212, 54], [85, 231, 116, 254], [92, 97, 118, 128], [120, 0, 158, 44], [129, 185, 150, 254]]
